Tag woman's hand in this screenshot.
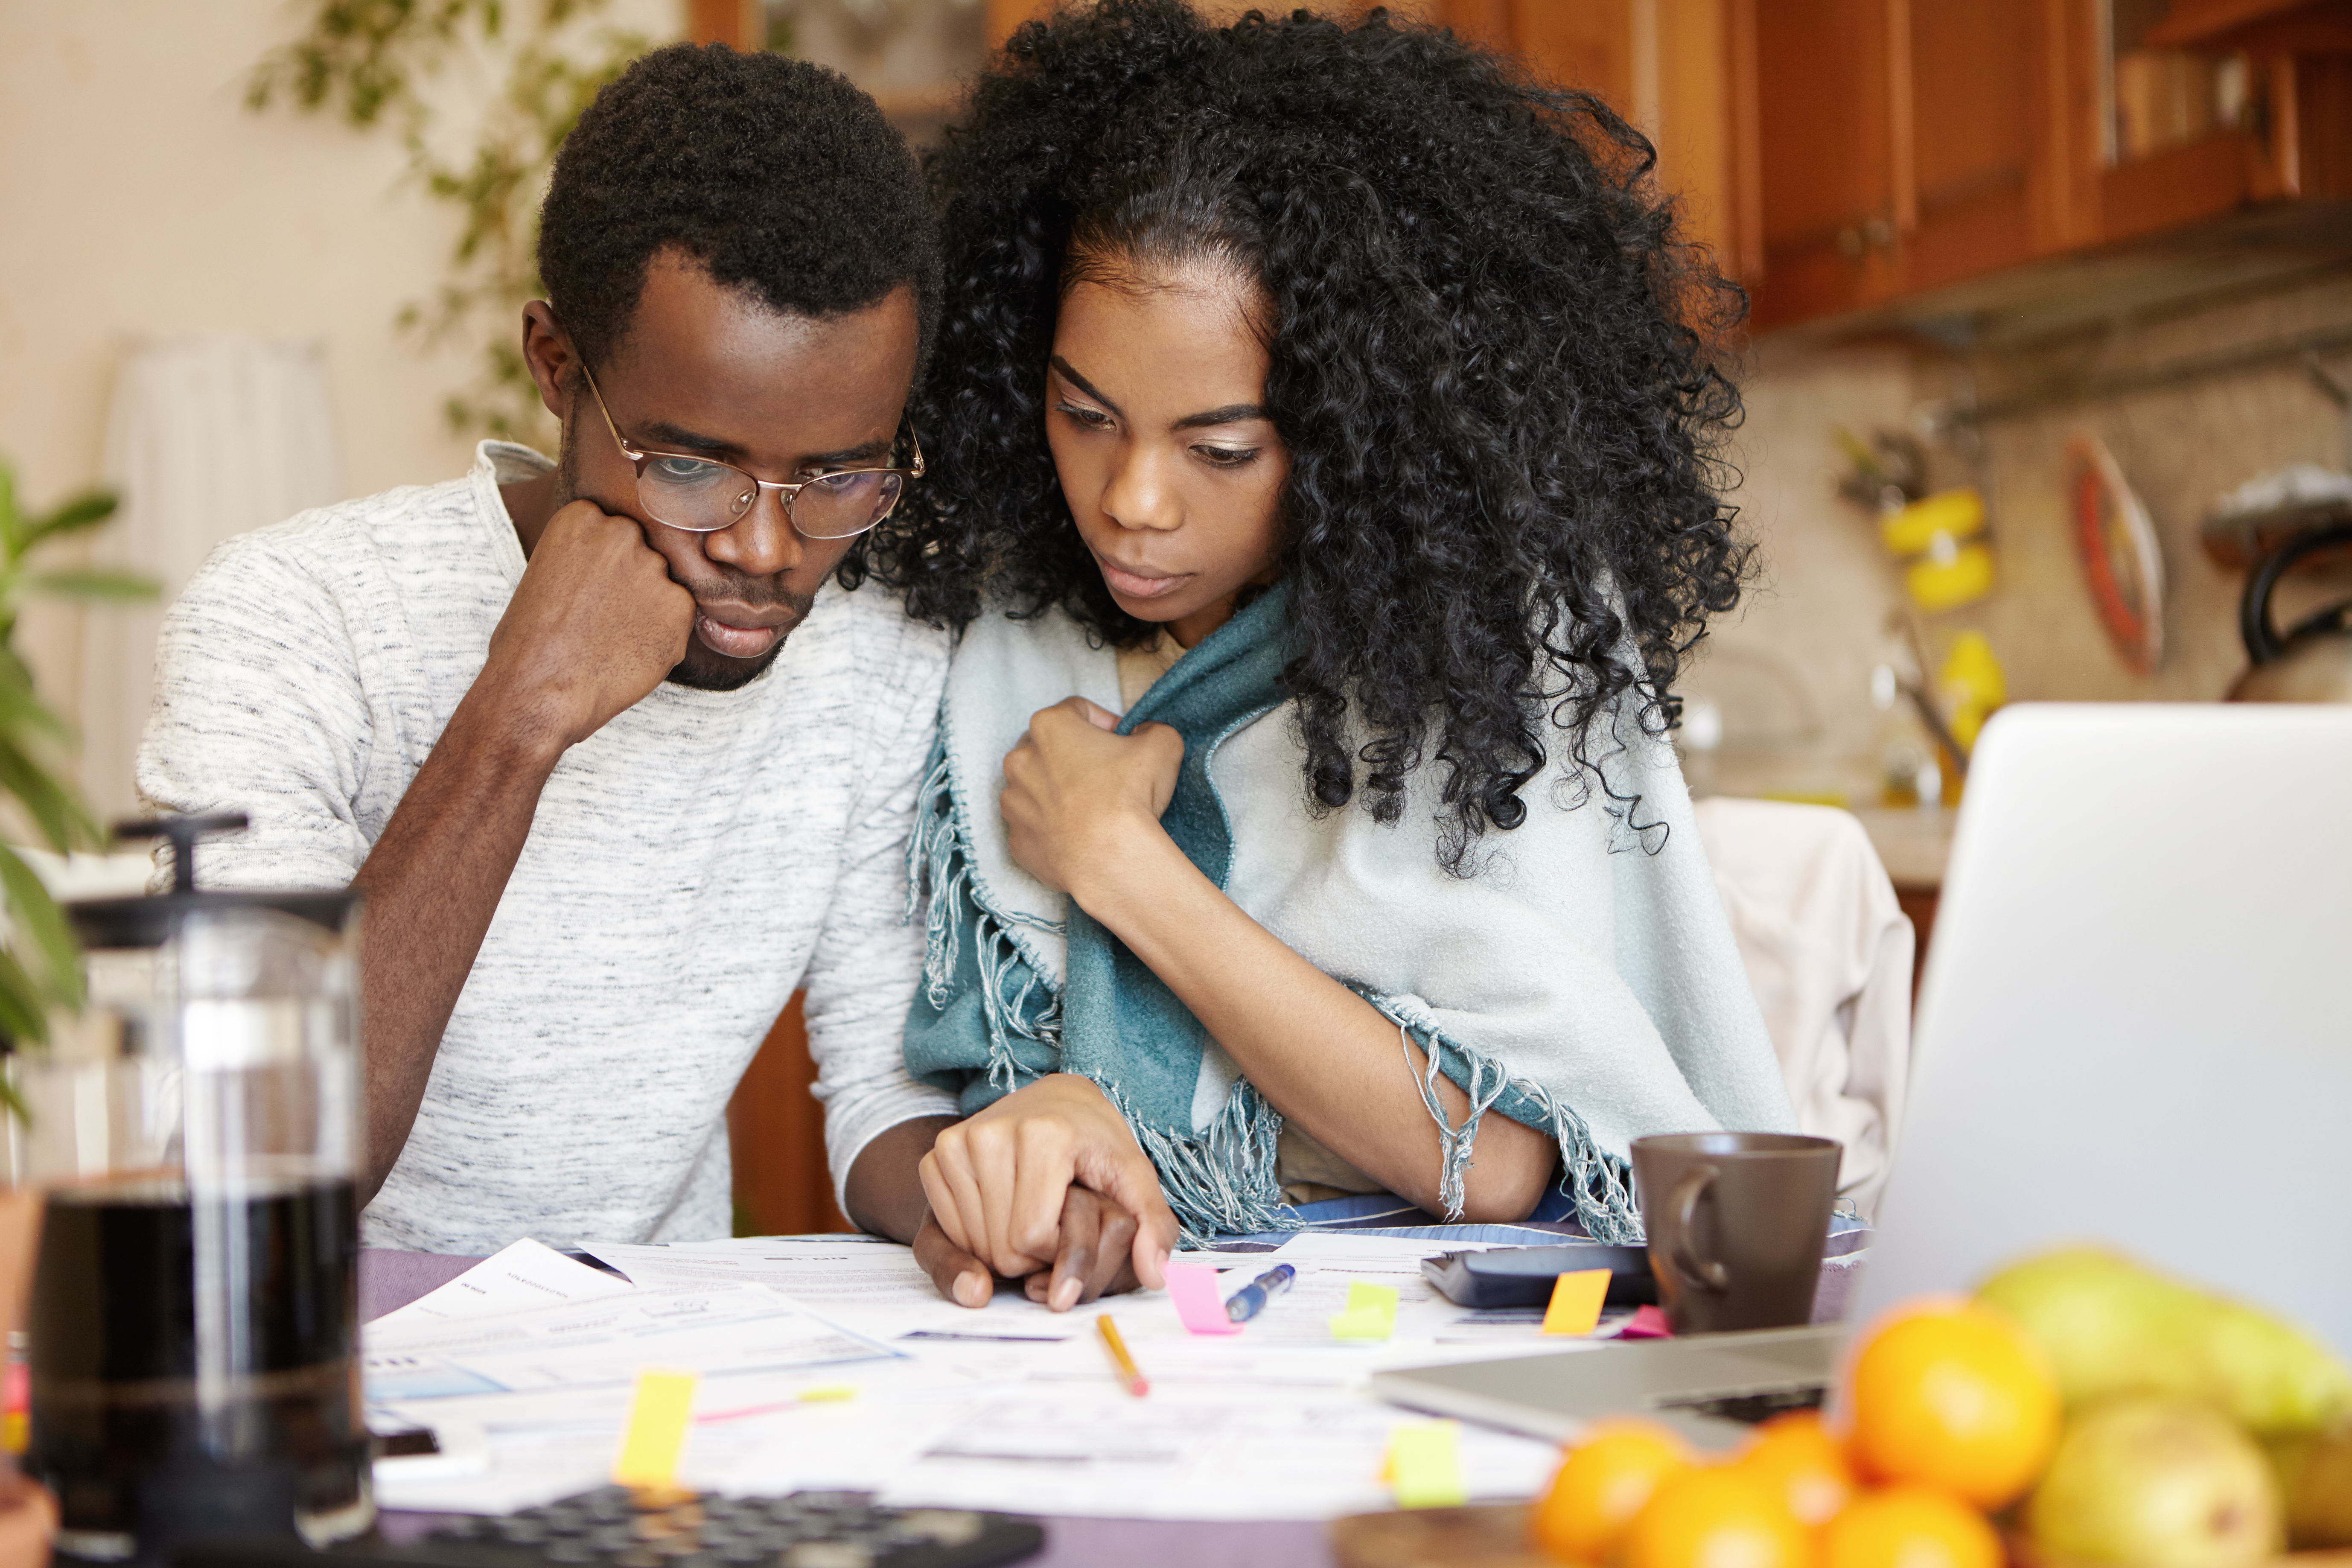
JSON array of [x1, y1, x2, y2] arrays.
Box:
[[918, 1073, 1177, 1300], [1000, 698, 1183, 901], [913, 1186, 1143, 1310]]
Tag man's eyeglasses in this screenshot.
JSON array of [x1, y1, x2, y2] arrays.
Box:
[[581, 365, 923, 539]]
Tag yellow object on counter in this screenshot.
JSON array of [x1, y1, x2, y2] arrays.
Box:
[[1881, 488, 1986, 557], [1939, 632, 2007, 752], [1906, 542, 1996, 612]]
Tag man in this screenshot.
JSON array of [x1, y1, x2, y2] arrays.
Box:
[[139, 44, 960, 1253]]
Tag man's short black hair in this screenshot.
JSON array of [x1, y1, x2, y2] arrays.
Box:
[[539, 43, 939, 375]]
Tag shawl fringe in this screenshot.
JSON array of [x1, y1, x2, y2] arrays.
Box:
[[1364, 993, 1645, 1243], [908, 731, 1062, 1094]]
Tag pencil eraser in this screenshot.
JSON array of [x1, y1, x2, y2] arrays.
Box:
[[1540, 1268, 1612, 1337], [1164, 1263, 1242, 1335]]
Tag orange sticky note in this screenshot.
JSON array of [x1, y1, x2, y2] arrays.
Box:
[[612, 1367, 699, 1489], [1540, 1269, 1611, 1336]]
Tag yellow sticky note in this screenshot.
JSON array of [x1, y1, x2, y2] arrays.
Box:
[[1329, 1281, 1400, 1340], [612, 1367, 700, 1489], [1388, 1420, 1467, 1509], [1541, 1268, 1612, 1337]]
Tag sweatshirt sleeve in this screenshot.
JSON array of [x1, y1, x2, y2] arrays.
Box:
[[134, 534, 377, 893], [798, 607, 959, 1217]]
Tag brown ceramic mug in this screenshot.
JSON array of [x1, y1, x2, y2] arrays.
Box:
[[1631, 1131, 1842, 1335]]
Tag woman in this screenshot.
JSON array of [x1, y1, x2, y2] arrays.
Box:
[[861, 0, 1795, 1306]]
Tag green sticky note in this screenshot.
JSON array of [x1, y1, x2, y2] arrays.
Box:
[[1328, 1280, 1401, 1340], [1388, 1420, 1467, 1509]]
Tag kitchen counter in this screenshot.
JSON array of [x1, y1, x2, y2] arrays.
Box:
[[1850, 806, 1956, 891]]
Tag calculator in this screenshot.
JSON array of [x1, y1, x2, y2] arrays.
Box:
[[170, 1487, 1046, 1568]]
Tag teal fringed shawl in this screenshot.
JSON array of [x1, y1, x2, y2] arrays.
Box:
[[901, 584, 1796, 1243], [903, 588, 1298, 1237]]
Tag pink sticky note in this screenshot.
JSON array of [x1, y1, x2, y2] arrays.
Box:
[[1620, 1304, 1674, 1339], [1164, 1263, 1242, 1335]]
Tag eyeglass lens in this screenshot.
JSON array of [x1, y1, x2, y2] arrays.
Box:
[[637, 455, 906, 538]]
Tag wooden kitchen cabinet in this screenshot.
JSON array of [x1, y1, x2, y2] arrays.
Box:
[[1745, 0, 2072, 326], [1443, 0, 2349, 332], [1745, 0, 2350, 329], [974, 0, 2349, 332]]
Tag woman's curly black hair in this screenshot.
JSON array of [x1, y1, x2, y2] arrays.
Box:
[[856, 0, 1749, 870]]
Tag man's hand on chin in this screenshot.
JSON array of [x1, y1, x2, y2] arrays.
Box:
[[483, 499, 695, 753]]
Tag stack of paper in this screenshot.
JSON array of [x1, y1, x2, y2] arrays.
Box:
[[365, 1230, 1586, 1520]]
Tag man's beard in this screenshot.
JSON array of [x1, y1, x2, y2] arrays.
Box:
[[551, 433, 810, 693]]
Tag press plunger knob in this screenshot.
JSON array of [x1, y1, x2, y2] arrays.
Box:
[[112, 813, 250, 894]]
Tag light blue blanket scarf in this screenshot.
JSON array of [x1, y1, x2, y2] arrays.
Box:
[[902, 584, 1795, 1243]]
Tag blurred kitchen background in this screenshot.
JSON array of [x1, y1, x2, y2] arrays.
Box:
[[4, 0, 2348, 1226]]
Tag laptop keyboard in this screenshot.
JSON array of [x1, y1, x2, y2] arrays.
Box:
[[1655, 1384, 1827, 1425]]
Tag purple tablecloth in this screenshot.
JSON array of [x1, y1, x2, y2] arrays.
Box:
[[358, 1250, 1337, 1568]]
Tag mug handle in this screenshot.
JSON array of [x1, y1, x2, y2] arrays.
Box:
[[1665, 1166, 1731, 1294]]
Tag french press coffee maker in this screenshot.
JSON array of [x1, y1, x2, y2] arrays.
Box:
[[9, 814, 370, 1562]]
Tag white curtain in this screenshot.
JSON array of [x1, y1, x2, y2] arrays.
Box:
[[82, 333, 341, 823]]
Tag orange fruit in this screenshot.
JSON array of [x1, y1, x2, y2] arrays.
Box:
[[1821, 1483, 2002, 1568], [1846, 1300, 2060, 1509], [1530, 1419, 1697, 1564], [1625, 1465, 1810, 1568], [1737, 1410, 1857, 1527]]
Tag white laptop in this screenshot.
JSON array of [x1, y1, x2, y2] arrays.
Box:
[[1374, 703, 2352, 1442]]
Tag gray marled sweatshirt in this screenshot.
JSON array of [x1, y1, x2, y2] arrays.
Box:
[[137, 441, 957, 1253]]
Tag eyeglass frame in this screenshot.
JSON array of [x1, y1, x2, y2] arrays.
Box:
[[578, 362, 924, 538]]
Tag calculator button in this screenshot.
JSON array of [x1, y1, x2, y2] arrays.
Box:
[[780, 1545, 869, 1568], [887, 1510, 983, 1547], [544, 1541, 597, 1563]]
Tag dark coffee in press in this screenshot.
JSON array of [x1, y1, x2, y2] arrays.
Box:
[[26, 1175, 368, 1561]]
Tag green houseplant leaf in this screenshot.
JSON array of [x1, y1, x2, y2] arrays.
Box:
[[27, 569, 163, 603], [23, 490, 119, 548], [0, 454, 156, 1114]]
